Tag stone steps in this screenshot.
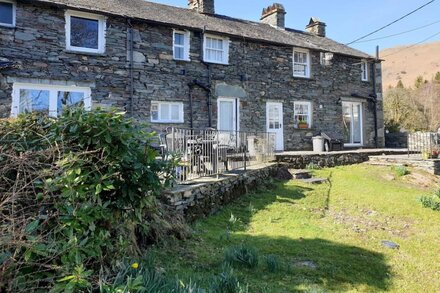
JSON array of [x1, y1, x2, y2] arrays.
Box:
[[290, 169, 312, 179]]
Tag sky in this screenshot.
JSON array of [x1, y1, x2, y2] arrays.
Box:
[[148, 0, 440, 55]]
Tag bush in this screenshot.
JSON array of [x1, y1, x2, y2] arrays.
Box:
[[420, 189, 440, 211], [264, 255, 281, 273], [394, 165, 409, 177], [209, 266, 249, 293], [0, 109, 187, 292], [306, 162, 322, 170], [224, 244, 259, 269]]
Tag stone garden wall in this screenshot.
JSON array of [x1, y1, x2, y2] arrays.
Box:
[[161, 164, 279, 221]]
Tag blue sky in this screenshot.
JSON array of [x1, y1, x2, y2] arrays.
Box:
[[148, 0, 440, 55]]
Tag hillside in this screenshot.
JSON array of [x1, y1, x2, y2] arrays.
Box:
[[380, 41, 440, 89]]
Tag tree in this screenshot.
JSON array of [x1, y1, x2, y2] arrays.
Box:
[[396, 80, 404, 88], [434, 71, 440, 84], [414, 75, 424, 89]]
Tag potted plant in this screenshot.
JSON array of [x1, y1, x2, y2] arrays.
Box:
[[431, 148, 439, 159], [298, 120, 309, 129], [421, 149, 431, 160]]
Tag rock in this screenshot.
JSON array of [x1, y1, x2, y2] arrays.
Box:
[[294, 260, 318, 270], [300, 178, 327, 184], [274, 167, 293, 180], [381, 240, 399, 249]]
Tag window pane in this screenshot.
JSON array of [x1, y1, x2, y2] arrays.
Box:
[[160, 104, 170, 120], [0, 2, 13, 25], [174, 33, 184, 46], [57, 91, 85, 114], [174, 47, 184, 60], [151, 103, 159, 121], [171, 104, 180, 121], [70, 16, 99, 49], [19, 89, 50, 114]]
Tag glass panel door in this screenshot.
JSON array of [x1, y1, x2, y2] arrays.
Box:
[[342, 102, 363, 146]]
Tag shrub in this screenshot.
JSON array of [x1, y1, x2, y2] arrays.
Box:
[[209, 266, 249, 293], [420, 189, 440, 211], [306, 162, 322, 170], [0, 109, 187, 292], [264, 255, 281, 273], [394, 165, 409, 177], [224, 244, 259, 269]]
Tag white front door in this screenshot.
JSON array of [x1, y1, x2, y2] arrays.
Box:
[[218, 98, 238, 132], [266, 102, 284, 151], [342, 101, 363, 146]]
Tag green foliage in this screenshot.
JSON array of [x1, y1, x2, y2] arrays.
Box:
[[264, 255, 281, 273], [414, 75, 425, 89], [394, 165, 409, 177], [209, 266, 249, 293], [0, 108, 185, 292], [420, 189, 440, 211], [224, 245, 259, 269], [396, 80, 405, 88], [434, 71, 440, 84], [306, 162, 322, 170]]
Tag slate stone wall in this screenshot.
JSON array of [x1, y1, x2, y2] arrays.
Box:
[[0, 2, 385, 150]]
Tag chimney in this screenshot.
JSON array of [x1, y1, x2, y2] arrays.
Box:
[[188, 0, 215, 14], [261, 3, 286, 29], [306, 17, 326, 37]]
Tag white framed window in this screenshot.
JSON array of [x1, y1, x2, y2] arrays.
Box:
[[293, 49, 311, 78], [361, 60, 369, 81], [203, 34, 229, 65], [320, 52, 333, 66], [65, 10, 106, 54], [173, 30, 190, 61], [0, 0, 16, 27], [151, 101, 184, 123], [294, 101, 312, 129], [10, 83, 92, 118]]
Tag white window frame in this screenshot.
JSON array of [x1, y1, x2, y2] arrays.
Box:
[[65, 10, 106, 54], [10, 83, 92, 118], [150, 101, 184, 124], [0, 0, 16, 27], [361, 60, 369, 81], [293, 101, 312, 129], [203, 34, 230, 65], [293, 48, 311, 78], [173, 30, 190, 61]]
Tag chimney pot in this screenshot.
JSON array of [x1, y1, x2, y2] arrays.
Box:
[[306, 17, 326, 37], [260, 3, 286, 29], [188, 0, 215, 14]]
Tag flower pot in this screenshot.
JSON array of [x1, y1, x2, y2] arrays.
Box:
[[298, 124, 308, 129]]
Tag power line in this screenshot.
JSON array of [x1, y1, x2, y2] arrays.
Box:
[[352, 19, 440, 43], [346, 0, 436, 45], [381, 30, 440, 58]]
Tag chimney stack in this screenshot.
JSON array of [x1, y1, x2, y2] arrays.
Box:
[[188, 0, 215, 14], [261, 3, 286, 29], [306, 17, 326, 37]]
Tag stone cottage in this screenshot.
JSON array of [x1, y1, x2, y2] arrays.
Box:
[[0, 0, 385, 151]]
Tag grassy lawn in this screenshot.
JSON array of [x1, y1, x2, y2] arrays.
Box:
[[153, 164, 440, 292]]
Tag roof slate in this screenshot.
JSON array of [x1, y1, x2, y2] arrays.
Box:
[[30, 0, 372, 59]]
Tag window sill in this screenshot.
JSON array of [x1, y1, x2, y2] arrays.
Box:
[[151, 121, 184, 124], [203, 60, 229, 66], [64, 49, 106, 57], [174, 58, 191, 62], [293, 75, 313, 80], [0, 24, 15, 28]]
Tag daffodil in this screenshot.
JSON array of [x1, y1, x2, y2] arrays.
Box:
[[131, 262, 139, 269]]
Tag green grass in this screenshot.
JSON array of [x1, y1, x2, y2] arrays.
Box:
[[153, 165, 440, 292]]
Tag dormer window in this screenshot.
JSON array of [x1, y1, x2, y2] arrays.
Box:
[[65, 10, 106, 54], [0, 0, 16, 27], [293, 49, 311, 78], [203, 34, 229, 65], [173, 30, 190, 61], [361, 60, 369, 81]]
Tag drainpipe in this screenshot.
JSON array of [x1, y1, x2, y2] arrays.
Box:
[[128, 19, 134, 117], [201, 26, 213, 128], [188, 80, 211, 129], [371, 46, 379, 148]]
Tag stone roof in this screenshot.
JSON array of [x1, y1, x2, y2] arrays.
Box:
[[31, 0, 373, 59]]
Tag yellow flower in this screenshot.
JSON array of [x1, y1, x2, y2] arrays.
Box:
[[131, 262, 139, 269]]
